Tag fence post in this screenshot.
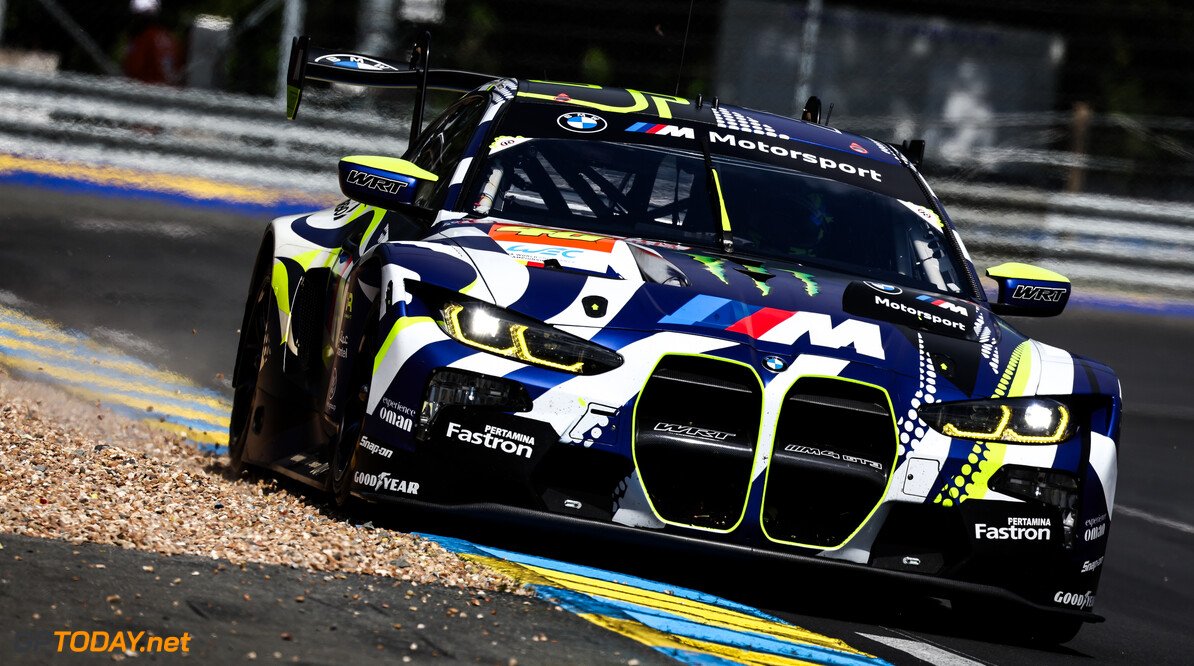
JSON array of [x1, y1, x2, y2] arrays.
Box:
[[277, 0, 305, 105], [1066, 101, 1091, 193]]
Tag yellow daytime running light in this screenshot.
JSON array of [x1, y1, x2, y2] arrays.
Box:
[[1002, 405, 1070, 444], [930, 401, 1071, 444], [444, 303, 516, 356], [510, 325, 585, 373], [443, 303, 586, 373], [941, 405, 1012, 440]]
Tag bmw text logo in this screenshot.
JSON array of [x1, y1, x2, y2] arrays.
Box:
[[558, 112, 607, 133], [763, 356, 787, 372], [865, 281, 902, 295]]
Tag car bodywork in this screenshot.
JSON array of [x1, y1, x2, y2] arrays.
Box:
[[229, 37, 1121, 640]]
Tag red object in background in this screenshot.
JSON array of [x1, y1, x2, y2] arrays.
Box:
[[124, 23, 181, 85]]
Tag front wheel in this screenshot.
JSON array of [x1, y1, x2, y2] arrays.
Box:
[[228, 275, 272, 474], [326, 303, 378, 507]]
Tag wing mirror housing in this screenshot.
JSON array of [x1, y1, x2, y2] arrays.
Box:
[[338, 155, 438, 211], [986, 262, 1071, 317]]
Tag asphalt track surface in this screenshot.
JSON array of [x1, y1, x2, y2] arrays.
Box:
[[1, 183, 1192, 664]]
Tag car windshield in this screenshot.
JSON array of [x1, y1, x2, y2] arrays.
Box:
[[466, 138, 966, 294]]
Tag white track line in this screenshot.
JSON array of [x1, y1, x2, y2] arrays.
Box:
[[1118, 505, 1194, 535], [858, 632, 989, 666]]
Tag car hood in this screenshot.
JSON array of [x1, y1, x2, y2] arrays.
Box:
[[430, 219, 1016, 397]]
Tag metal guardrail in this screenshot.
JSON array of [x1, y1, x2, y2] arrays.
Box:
[[1, 66, 1191, 298], [0, 66, 408, 194], [936, 182, 1194, 295]]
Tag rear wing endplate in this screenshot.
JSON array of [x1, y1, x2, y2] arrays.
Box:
[[285, 33, 499, 144]]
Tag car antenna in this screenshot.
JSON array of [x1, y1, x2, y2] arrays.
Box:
[[824, 103, 834, 125], [675, 0, 696, 96]]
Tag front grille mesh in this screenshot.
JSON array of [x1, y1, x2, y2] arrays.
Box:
[[761, 377, 896, 548], [632, 361, 897, 546], [633, 356, 760, 530]]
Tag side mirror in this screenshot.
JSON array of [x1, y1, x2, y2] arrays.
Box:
[[338, 155, 439, 211], [986, 262, 1071, 317]]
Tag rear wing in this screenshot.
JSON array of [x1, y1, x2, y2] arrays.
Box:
[[285, 32, 499, 144]]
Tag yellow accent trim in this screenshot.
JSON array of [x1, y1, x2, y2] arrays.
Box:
[[710, 169, 733, 234], [340, 155, 440, 182], [525, 80, 603, 89], [986, 262, 1070, 284], [294, 249, 325, 271], [934, 342, 1032, 505], [518, 85, 690, 119], [759, 376, 899, 550], [1007, 344, 1034, 398], [647, 92, 689, 119], [271, 261, 290, 316], [630, 353, 763, 533], [518, 89, 650, 114], [374, 316, 434, 376]]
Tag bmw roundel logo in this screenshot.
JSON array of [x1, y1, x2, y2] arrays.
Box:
[[763, 356, 787, 372], [558, 112, 607, 133], [865, 281, 902, 295]]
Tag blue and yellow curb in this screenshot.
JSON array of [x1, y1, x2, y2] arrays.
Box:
[[0, 305, 231, 451], [423, 534, 892, 666], [0, 152, 339, 216]]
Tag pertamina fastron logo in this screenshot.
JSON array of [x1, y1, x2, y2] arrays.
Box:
[[974, 516, 1052, 541], [446, 422, 535, 458]]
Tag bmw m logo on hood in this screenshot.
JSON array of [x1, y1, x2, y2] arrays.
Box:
[[763, 356, 788, 372], [558, 112, 607, 133]]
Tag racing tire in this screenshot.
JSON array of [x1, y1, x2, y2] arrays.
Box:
[[228, 274, 272, 475], [956, 597, 1084, 645], [326, 302, 379, 508], [1021, 615, 1084, 645]]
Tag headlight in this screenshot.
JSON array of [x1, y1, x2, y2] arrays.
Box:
[[917, 397, 1073, 444], [411, 282, 623, 375]]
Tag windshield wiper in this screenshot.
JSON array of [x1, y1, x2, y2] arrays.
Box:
[[699, 136, 734, 254]]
